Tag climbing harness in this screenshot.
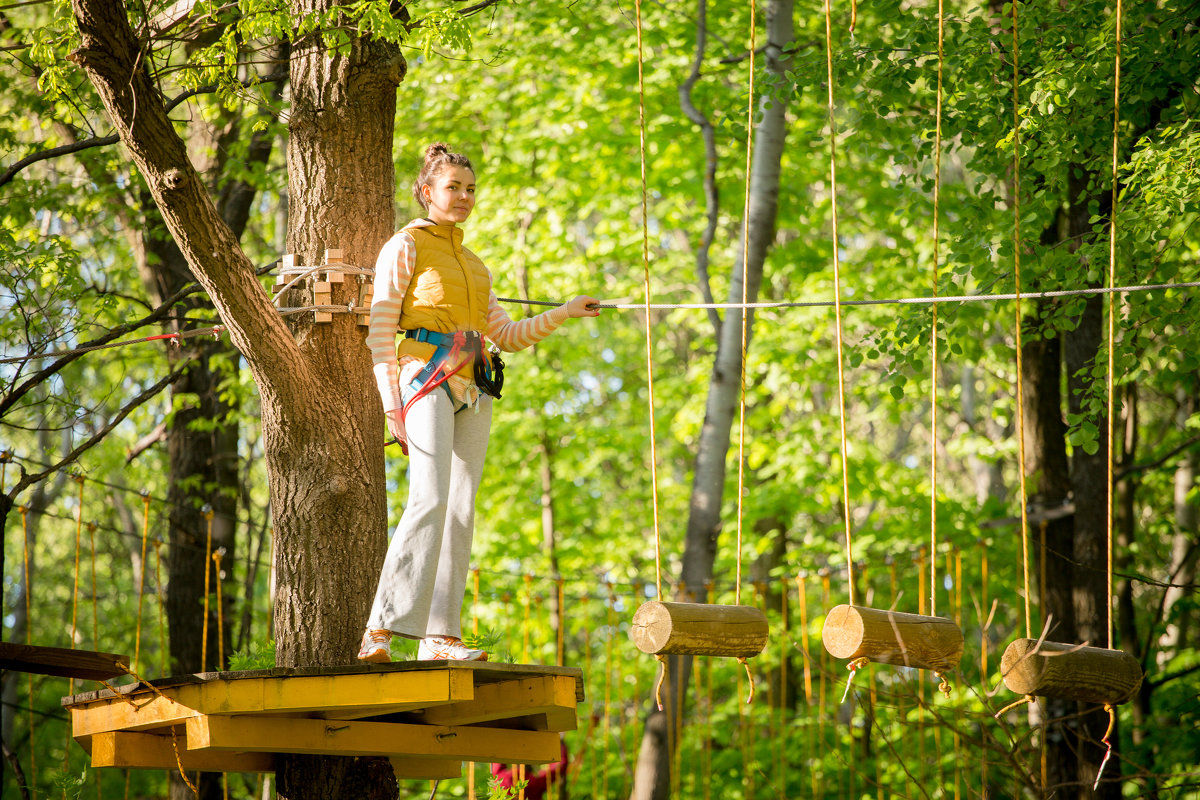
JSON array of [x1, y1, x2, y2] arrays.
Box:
[[388, 329, 504, 455]]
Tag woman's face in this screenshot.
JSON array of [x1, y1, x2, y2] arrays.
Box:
[[422, 165, 476, 225]]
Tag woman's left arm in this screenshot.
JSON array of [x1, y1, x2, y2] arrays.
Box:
[[485, 292, 600, 352]]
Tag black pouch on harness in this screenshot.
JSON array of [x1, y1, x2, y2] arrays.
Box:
[[474, 348, 504, 399]]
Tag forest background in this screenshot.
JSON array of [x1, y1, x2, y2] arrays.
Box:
[[1, 0, 1198, 798]]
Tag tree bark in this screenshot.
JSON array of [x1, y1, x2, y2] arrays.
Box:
[[68, 1, 402, 796]]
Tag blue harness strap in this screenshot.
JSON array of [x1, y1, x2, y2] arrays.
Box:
[[404, 329, 467, 410]]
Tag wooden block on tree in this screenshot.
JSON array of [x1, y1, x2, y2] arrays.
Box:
[[631, 602, 769, 658], [186, 714, 562, 763], [89, 730, 274, 771], [324, 248, 345, 283], [821, 604, 963, 672], [1001, 639, 1142, 705], [389, 757, 463, 780], [0, 642, 129, 681]]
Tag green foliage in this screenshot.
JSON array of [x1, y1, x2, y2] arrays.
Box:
[[227, 638, 276, 670], [3, 0, 1200, 795]]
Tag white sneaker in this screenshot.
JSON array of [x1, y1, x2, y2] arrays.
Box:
[[357, 628, 393, 663], [417, 635, 488, 661]]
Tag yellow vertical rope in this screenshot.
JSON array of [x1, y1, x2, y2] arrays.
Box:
[[796, 574, 813, 703], [735, 0, 758, 609], [214, 549, 225, 668], [778, 576, 789, 799], [824, 0, 855, 606], [703, 653, 714, 800], [556, 576, 566, 667], [523, 574, 533, 663], [20, 506, 37, 792], [154, 539, 167, 675], [66, 475, 84, 798], [929, 0, 944, 622], [954, 547, 962, 799], [70, 475, 84, 654], [202, 507, 214, 670], [135, 492, 151, 673], [918, 547, 928, 615], [1039, 521, 1048, 626], [89, 522, 99, 650], [1011, 0, 1032, 640], [603, 582, 615, 800], [633, 0, 663, 604], [1107, 0, 1123, 652], [979, 539, 989, 790], [472, 568, 480, 638]]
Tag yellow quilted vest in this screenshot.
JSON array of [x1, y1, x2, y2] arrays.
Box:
[[396, 221, 493, 364]]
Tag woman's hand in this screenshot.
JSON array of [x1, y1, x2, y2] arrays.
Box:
[[386, 408, 407, 446], [563, 295, 602, 318]]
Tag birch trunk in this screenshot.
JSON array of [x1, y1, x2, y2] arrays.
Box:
[[631, 1, 794, 796]]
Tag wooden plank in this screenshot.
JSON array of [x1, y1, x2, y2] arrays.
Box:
[[187, 714, 562, 763], [0, 642, 129, 681], [70, 668, 475, 736], [417, 676, 577, 727], [389, 758, 462, 780], [262, 669, 475, 715], [70, 692, 200, 738], [89, 730, 274, 772]]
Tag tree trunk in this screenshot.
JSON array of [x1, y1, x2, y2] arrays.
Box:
[[631, 1, 794, 796], [1020, 305, 1078, 793], [68, 1, 402, 797]]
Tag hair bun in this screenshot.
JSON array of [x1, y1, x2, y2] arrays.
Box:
[[424, 142, 450, 163]]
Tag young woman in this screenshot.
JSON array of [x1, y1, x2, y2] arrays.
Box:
[[358, 143, 600, 662]]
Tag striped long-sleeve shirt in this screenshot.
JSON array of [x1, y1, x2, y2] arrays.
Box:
[[367, 221, 571, 413]]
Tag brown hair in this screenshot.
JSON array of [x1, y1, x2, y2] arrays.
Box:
[[412, 143, 474, 211]]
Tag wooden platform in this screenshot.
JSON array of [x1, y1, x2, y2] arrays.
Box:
[[1, 641, 129, 681], [62, 661, 583, 780]]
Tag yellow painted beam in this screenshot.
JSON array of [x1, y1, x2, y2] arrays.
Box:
[[187, 714, 562, 763], [88, 730, 274, 772], [389, 757, 463, 780], [417, 676, 578, 727], [70, 694, 200, 738], [70, 668, 475, 736], [260, 669, 475, 715]]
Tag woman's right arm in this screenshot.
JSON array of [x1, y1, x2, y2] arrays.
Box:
[[366, 232, 416, 439]]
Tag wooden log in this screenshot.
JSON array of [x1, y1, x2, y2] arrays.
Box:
[[0, 642, 128, 681], [1000, 639, 1142, 705], [631, 602, 768, 658], [821, 605, 963, 672]]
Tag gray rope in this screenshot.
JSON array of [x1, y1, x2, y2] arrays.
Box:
[[6, 279, 1195, 366], [497, 279, 1200, 310]]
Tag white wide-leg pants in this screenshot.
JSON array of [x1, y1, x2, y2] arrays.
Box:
[[367, 388, 492, 640]]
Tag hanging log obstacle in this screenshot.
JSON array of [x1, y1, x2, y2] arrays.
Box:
[[631, 601, 769, 658], [821, 604, 964, 672], [62, 661, 583, 780], [1001, 639, 1142, 705]]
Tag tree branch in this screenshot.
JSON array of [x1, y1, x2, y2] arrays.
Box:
[[0, 281, 202, 420], [677, 0, 721, 337], [8, 365, 185, 500], [0, 80, 281, 188]]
